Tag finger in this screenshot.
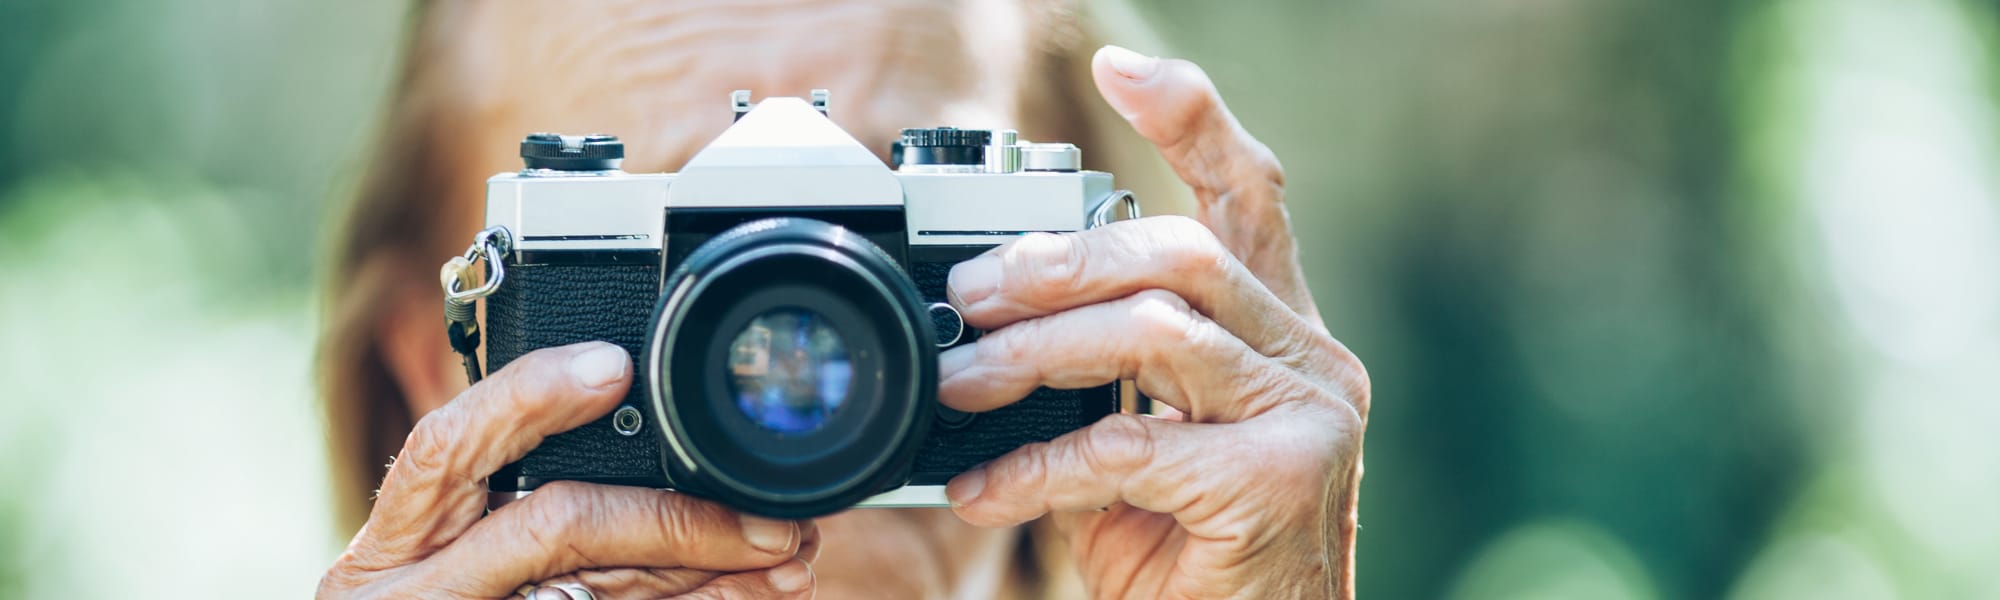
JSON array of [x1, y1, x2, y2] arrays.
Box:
[[946, 216, 1330, 364], [519, 522, 821, 600], [1091, 45, 1318, 322], [946, 414, 1212, 528], [948, 409, 1349, 539], [673, 560, 816, 600], [408, 482, 809, 596], [940, 289, 1325, 422], [355, 341, 633, 564]]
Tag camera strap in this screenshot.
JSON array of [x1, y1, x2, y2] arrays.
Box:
[[440, 226, 513, 385]]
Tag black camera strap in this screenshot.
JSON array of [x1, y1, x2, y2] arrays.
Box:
[[444, 304, 482, 385]]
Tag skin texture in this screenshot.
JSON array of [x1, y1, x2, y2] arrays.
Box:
[[319, 343, 822, 599], [938, 48, 1367, 599], [322, 2, 1366, 598]]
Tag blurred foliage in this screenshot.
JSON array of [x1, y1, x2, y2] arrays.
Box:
[[2, 0, 1996, 598], [1135, 1, 1813, 597]]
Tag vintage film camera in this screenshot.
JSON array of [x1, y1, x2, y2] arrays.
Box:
[[445, 91, 1139, 518]]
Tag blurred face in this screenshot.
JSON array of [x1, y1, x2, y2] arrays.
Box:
[[433, 0, 1033, 184], [389, 0, 1046, 417]]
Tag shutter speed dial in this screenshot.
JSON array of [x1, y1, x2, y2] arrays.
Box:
[[898, 127, 989, 167]]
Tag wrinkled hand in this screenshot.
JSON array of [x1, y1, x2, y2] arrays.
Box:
[[318, 342, 819, 599], [940, 47, 1369, 599]]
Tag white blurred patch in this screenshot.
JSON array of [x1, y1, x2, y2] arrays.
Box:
[[1446, 519, 1659, 600], [1729, 530, 1898, 600], [1758, 0, 2000, 592]]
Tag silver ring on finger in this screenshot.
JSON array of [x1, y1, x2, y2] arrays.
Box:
[[519, 582, 597, 600], [551, 582, 597, 600]]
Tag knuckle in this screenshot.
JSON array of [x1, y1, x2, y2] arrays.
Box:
[[1302, 334, 1372, 419], [1150, 216, 1231, 280], [1126, 290, 1200, 347], [1234, 365, 1297, 406], [1077, 414, 1155, 475], [394, 412, 457, 481], [1342, 354, 1373, 419], [1150, 213, 1207, 239], [1269, 410, 1347, 481], [1211, 424, 1332, 525], [1005, 232, 1087, 297], [1147, 63, 1225, 162], [977, 318, 1037, 367], [1245, 139, 1286, 189], [514, 519, 570, 567], [524, 482, 617, 539], [654, 492, 725, 541], [1177, 59, 1220, 106], [513, 484, 617, 570], [991, 440, 1054, 492], [514, 483, 588, 535], [1216, 127, 1287, 197], [1171, 61, 1222, 130]]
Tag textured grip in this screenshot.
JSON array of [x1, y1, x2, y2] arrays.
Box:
[[908, 260, 956, 307], [484, 253, 1116, 491], [905, 255, 1120, 484], [487, 262, 669, 490], [908, 386, 1119, 484]]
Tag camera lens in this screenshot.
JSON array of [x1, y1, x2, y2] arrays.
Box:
[[647, 218, 936, 518], [726, 308, 852, 436]]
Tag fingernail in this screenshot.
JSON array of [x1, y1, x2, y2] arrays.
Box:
[[741, 515, 797, 554], [946, 468, 987, 507], [569, 343, 629, 388], [1100, 45, 1160, 81], [769, 558, 815, 593], [947, 254, 1001, 309]]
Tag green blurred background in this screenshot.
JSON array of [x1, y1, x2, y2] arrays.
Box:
[[2, 0, 1996, 598]]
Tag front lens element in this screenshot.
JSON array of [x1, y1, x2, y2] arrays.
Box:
[[726, 308, 852, 435]]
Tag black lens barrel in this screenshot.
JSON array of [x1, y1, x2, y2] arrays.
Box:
[[646, 218, 936, 518]]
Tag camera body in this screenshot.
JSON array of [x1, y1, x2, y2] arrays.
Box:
[[478, 92, 1130, 518]]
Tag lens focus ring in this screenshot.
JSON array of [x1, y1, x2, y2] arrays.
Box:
[[646, 217, 937, 518]]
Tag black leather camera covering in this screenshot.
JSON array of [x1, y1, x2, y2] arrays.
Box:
[[485, 249, 1119, 493], [488, 261, 670, 491]]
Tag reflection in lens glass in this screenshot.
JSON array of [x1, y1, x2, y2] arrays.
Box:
[[726, 308, 852, 435]]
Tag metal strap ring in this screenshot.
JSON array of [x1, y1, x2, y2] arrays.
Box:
[[444, 226, 513, 302], [1089, 189, 1141, 228]]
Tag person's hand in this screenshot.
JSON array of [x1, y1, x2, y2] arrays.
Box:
[[318, 342, 819, 599], [939, 46, 1369, 599]]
